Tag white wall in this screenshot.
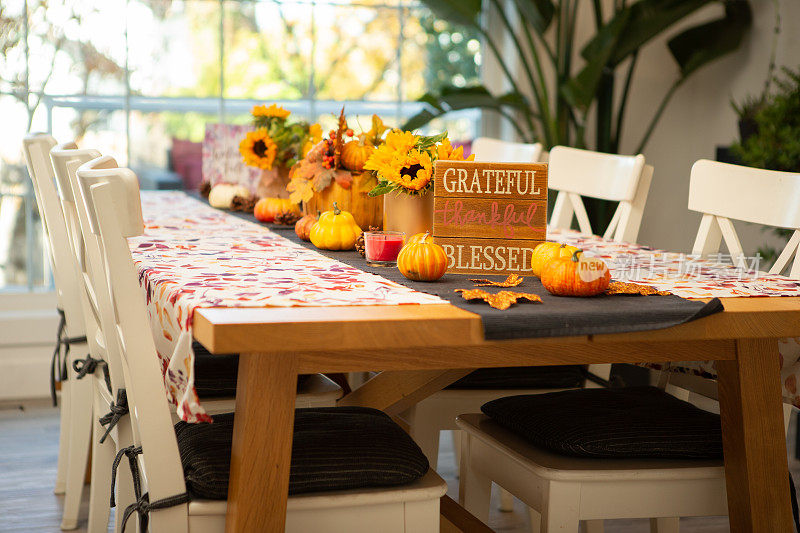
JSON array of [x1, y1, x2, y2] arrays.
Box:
[[621, 0, 800, 254]]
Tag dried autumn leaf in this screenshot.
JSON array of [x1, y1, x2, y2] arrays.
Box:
[[334, 169, 353, 190], [312, 167, 335, 192], [455, 288, 542, 310], [606, 282, 671, 296], [470, 274, 523, 288], [287, 178, 314, 204]]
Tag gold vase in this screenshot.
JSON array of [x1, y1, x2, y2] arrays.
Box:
[[382, 191, 434, 238]]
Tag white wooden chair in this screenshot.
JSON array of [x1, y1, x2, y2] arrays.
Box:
[[75, 156, 446, 532], [456, 371, 794, 533], [471, 137, 543, 163], [21, 134, 94, 530], [548, 146, 653, 243], [56, 151, 346, 532], [689, 159, 800, 276]]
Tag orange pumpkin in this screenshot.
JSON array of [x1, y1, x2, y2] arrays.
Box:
[[531, 242, 581, 277], [397, 233, 447, 282], [407, 232, 434, 245], [294, 212, 318, 241], [541, 251, 610, 297], [254, 198, 299, 223], [340, 141, 375, 172]]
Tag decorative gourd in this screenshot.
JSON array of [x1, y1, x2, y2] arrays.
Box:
[[407, 232, 434, 245], [254, 197, 299, 223], [531, 242, 581, 277], [294, 212, 318, 241], [208, 184, 251, 209], [310, 202, 363, 250], [340, 141, 375, 172], [397, 233, 447, 282], [541, 251, 610, 297]]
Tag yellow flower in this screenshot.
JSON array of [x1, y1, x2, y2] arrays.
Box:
[[384, 129, 418, 153], [436, 138, 475, 161], [302, 123, 323, 158], [252, 103, 291, 120], [239, 129, 278, 170], [393, 150, 433, 191]]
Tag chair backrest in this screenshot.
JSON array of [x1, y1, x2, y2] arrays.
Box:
[[50, 145, 127, 393], [689, 159, 800, 278], [21, 134, 86, 338], [548, 146, 653, 243], [76, 157, 187, 517], [471, 137, 543, 163]]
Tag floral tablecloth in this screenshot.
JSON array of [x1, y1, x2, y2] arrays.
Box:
[[130, 192, 443, 422], [549, 228, 800, 406]]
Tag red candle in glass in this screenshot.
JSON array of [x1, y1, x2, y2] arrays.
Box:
[[364, 231, 406, 266]]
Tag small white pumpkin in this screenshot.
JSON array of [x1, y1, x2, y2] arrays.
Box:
[[208, 184, 251, 209]]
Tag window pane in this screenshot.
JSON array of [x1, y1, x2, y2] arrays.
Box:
[[128, 0, 221, 98], [313, 5, 400, 101], [0, 96, 49, 290], [28, 0, 127, 96], [223, 1, 312, 100], [51, 106, 128, 164], [402, 7, 482, 101]]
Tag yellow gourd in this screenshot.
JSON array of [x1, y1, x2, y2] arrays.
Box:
[[310, 202, 363, 250], [531, 241, 581, 277], [397, 233, 447, 282]]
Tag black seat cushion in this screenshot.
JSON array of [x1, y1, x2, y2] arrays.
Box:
[[174, 407, 429, 500], [192, 342, 239, 399], [448, 365, 585, 390], [481, 386, 722, 459]]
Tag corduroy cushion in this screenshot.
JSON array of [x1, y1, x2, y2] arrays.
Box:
[[191, 342, 239, 399], [481, 387, 722, 459], [174, 407, 429, 500], [448, 365, 585, 390]]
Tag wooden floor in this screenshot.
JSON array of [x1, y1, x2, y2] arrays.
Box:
[[2, 400, 798, 532]]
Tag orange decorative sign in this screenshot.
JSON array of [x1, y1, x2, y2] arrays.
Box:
[[433, 160, 548, 275]]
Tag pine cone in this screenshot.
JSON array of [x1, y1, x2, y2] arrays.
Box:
[[230, 194, 257, 212], [274, 210, 302, 226], [199, 180, 212, 198]]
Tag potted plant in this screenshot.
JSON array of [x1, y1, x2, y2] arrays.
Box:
[[239, 104, 321, 199], [364, 130, 473, 236], [288, 109, 387, 229]]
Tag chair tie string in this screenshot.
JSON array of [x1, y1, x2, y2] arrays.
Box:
[[99, 389, 129, 444], [72, 354, 112, 392], [50, 308, 90, 406], [121, 492, 190, 533], [111, 444, 189, 533]]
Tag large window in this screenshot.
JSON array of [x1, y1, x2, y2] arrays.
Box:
[[0, 0, 481, 291]]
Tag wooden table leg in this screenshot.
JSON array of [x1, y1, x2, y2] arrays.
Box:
[[225, 353, 298, 533], [717, 338, 792, 532]]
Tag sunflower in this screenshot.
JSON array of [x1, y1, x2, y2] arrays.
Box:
[[252, 103, 291, 120], [393, 150, 433, 191], [436, 138, 475, 162], [240, 129, 278, 170]]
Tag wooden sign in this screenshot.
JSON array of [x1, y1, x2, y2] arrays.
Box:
[[432, 160, 548, 275]]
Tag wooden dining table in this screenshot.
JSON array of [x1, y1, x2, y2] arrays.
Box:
[[192, 295, 800, 533]]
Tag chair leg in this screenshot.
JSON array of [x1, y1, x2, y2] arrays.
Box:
[[60, 375, 93, 530], [528, 508, 541, 533], [87, 393, 114, 533], [499, 488, 515, 512], [407, 405, 441, 471], [458, 434, 492, 523], [54, 380, 71, 494], [452, 430, 461, 474], [540, 481, 580, 533], [650, 517, 680, 533], [584, 519, 605, 532]]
